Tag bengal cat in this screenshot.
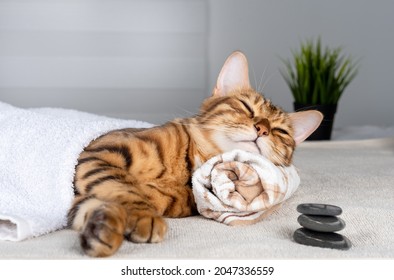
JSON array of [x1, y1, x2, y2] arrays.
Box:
[[68, 51, 323, 257]]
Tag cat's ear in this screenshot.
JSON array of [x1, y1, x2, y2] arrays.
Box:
[[212, 51, 251, 97], [288, 110, 324, 144]]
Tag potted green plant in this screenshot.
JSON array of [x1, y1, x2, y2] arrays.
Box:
[[280, 37, 359, 140]]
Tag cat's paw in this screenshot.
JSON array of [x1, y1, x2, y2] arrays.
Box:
[[80, 205, 126, 257], [125, 215, 167, 243]]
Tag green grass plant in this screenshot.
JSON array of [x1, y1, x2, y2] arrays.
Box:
[[280, 38, 358, 105]]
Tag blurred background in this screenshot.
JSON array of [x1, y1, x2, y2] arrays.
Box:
[[0, 0, 393, 130]]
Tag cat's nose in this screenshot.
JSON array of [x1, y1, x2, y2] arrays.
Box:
[[255, 119, 270, 137]]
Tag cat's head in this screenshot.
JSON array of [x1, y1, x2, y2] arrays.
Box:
[[197, 51, 323, 166]]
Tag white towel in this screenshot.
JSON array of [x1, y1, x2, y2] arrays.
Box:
[[192, 149, 300, 225], [0, 102, 153, 241]]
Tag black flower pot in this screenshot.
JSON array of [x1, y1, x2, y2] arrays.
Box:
[[294, 103, 338, 141]]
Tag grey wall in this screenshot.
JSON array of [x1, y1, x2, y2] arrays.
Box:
[[0, 0, 208, 124], [1, 0, 393, 127], [208, 0, 394, 127]]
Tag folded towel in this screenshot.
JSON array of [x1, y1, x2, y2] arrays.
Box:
[[192, 149, 300, 226], [0, 101, 152, 241]]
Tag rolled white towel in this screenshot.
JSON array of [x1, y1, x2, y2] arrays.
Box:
[[192, 149, 300, 226]]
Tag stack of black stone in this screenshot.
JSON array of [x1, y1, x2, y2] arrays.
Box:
[[293, 203, 351, 250]]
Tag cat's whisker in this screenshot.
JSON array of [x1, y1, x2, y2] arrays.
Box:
[[260, 71, 275, 92], [170, 120, 233, 133], [178, 122, 238, 135], [174, 107, 199, 117], [167, 112, 199, 124], [251, 63, 258, 91], [258, 64, 269, 93]]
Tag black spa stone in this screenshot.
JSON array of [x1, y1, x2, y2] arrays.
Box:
[[293, 228, 351, 250], [297, 203, 342, 216], [297, 214, 346, 232]]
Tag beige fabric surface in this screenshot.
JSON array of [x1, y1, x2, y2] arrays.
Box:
[[1, 137, 393, 259]]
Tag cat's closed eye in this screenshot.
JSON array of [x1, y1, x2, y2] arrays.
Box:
[[272, 127, 290, 136], [239, 100, 255, 118]]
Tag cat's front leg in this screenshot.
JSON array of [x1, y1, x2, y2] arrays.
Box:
[[68, 196, 127, 257]]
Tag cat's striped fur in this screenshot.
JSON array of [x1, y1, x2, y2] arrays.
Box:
[[68, 52, 323, 257]]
